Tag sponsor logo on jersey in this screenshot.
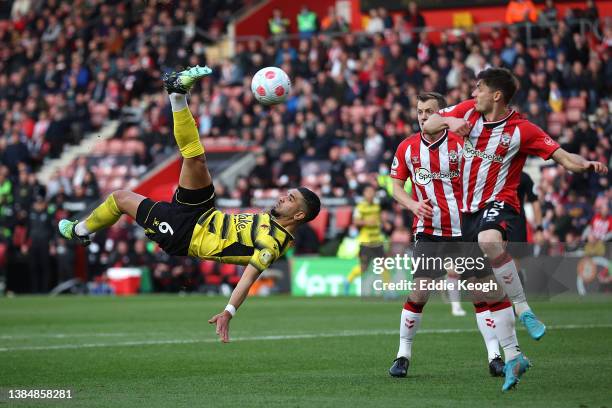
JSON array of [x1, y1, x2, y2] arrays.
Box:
[[463, 140, 504, 163], [544, 136, 555, 146], [414, 167, 461, 186], [236, 213, 251, 232]]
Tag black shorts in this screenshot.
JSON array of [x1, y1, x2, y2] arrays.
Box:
[[359, 244, 385, 263], [507, 213, 532, 258], [461, 201, 520, 242], [135, 184, 215, 256], [460, 201, 520, 279], [412, 233, 463, 279]]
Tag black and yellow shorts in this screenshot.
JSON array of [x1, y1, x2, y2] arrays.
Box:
[[135, 184, 215, 256]]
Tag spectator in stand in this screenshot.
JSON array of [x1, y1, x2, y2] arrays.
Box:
[[27, 196, 54, 293], [584, 0, 599, 25], [404, 1, 426, 31], [379, 7, 394, 30], [278, 151, 302, 187], [297, 6, 318, 40], [1, 1, 609, 292], [538, 0, 558, 26], [251, 154, 274, 189], [321, 7, 349, 33], [294, 223, 320, 254], [132, 239, 155, 268], [366, 9, 384, 34], [108, 240, 135, 268], [505, 0, 538, 25], [585, 199, 612, 242], [269, 8, 290, 39]]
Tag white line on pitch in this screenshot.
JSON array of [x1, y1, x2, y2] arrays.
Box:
[[1, 323, 611, 353], [0, 333, 131, 340]]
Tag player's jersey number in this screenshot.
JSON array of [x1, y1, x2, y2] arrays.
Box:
[[159, 222, 174, 235]]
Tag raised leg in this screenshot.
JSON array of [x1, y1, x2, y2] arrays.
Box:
[[58, 190, 146, 245], [163, 66, 214, 190]]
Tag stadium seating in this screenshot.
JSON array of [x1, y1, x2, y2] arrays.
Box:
[[0, 0, 609, 294]]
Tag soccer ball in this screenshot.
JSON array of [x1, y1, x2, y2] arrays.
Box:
[[250, 67, 291, 105]]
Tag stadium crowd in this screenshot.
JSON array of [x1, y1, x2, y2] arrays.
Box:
[[0, 0, 610, 294]]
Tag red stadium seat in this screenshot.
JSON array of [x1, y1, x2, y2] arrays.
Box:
[[0, 242, 7, 268], [309, 207, 329, 243], [335, 206, 353, 230], [227, 276, 241, 286], [205, 275, 222, 286], [219, 264, 237, 277], [199, 260, 216, 275]]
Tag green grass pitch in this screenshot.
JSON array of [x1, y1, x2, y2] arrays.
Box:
[[1, 295, 611, 407]]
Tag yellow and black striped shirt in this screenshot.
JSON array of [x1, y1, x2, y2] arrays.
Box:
[[354, 201, 384, 245], [188, 209, 294, 272]]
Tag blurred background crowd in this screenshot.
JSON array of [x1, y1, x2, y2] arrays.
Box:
[[0, 0, 609, 294]]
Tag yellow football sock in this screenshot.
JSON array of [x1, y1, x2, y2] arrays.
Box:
[[84, 194, 122, 233], [173, 107, 205, 158], [347, 265, 362, 284]]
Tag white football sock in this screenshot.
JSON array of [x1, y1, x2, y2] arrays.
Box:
[[397, 306, 423, 359], [447, 276, 464, 314], [474, 305, 501, 362], [74, 221, 90, 237], [490, 302, 521, 362], [447, 276, 461, 302], [491, 252, 531, 316], [169, 93, 188, 112]]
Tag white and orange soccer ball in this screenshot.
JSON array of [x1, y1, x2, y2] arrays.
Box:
[[250, 67, 291, 105]]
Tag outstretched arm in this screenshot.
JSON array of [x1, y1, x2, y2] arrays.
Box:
[[423, 113, 472, 136], [208, 264, 261, 343], [551, 148, 608, 174]]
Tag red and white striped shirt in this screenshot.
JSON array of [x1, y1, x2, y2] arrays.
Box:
[[441, 99, 560, 214], [390, 130, 463, 237]]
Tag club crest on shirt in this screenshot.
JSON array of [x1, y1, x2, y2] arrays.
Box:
[[500, 132, 512, 147], [411, 156, 420, 165], [448, 150, 458, 163]]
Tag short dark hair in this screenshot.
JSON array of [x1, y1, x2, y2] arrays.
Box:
[[297, 187, 321, 223], [416, 92, 447, 109], [476, 67, 519, 104]]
